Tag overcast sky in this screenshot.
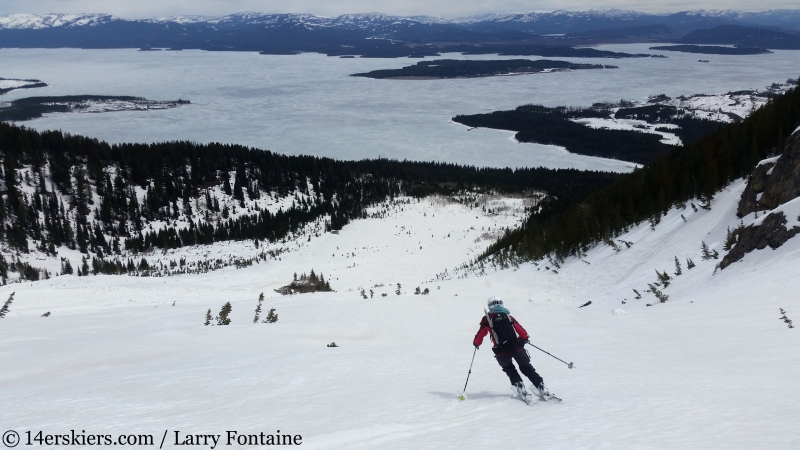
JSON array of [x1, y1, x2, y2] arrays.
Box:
[[1, 0, 798, 19]]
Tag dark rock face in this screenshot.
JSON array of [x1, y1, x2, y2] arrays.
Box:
[[721, 212, 800, 269], [737, 160, 776, 216], [738, 132, 800, 217]]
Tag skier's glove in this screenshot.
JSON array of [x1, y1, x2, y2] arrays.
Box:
[[474, 344, 480, 350]]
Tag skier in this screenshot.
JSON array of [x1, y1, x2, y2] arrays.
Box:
[[473, 296, 557, 403]]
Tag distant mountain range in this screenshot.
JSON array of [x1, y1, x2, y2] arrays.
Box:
[[1, 10, 799, 57]]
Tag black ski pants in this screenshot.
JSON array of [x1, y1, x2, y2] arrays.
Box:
[[495, 348, 544, 388]]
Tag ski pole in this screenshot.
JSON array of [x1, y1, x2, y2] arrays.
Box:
[[459, 347, 478, 400], [526, 342, 574, 369]]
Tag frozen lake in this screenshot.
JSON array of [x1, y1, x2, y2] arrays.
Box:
[[2, 44, 799, 171]]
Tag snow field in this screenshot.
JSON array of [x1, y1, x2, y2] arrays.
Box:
[[1, 183, 799, 449], [572, 117, 682, 145]]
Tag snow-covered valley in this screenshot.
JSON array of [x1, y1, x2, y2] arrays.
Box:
[[1, 173, 798, 448]]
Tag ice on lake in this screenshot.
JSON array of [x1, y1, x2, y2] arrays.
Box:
[[1, 44, 799, 171]]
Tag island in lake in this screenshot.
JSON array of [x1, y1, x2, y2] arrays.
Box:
[[351, 59, 616, 80], [649, 45, 772, 55], [0, 95, 190, 121], [0, 77, 48, 95]]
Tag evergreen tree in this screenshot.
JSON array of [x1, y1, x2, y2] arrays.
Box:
[[674, 256, 682, 276], [217, 302, 232, 325], [61, 258, 74, 275], [656, 270, 671, 288], [686, 258, 696, 269], [0, 292, 14, 318], [264, 307, 278, 323], [204, 309, 213, 326], [701, 241, 712, 260], [253, 292, 264, 323]]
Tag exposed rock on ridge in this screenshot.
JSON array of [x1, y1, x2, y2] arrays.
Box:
[[721, 211, 800, 268], [724, 129, 800, 269], [738, 131, 800, 217]]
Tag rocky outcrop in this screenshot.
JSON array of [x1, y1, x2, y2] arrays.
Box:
[[737, 159, 776, 216], [738, 131, 800, 217], [721, 212, 800, 269]]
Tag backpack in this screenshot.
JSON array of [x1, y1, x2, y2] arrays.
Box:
[[488, 312, 520, 352]]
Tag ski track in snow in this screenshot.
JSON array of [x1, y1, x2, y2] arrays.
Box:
[[1, 182, 799, 449]]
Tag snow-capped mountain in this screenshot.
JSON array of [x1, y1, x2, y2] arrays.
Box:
[[3, 9, 800, 31], [0, 9, 798, 56], [0, 13, 116, 29]]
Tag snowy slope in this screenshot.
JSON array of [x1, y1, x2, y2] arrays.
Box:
[[1, 171, 798, 448], [0, 13, 115, 29]]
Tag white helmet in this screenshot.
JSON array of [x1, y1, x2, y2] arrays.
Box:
[[487, 296, 503, 308]]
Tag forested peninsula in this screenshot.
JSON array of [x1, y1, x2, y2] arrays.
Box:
[[0, 77, 48, 95], [352, 59, 615, 79], [0, 96, 190, 121]]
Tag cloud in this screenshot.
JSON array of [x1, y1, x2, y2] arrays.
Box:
[[1, 0, 799, 19]]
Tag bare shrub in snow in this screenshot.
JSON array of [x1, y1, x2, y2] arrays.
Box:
[[779, 308, 794, 329]]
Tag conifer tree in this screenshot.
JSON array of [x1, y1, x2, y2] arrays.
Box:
[[674, 256, 682, 276], [253, 292, 264, 323], [686, 258, 696, 269], [701, 241, 712, 260], [723, 227, 737, 251], [61, 258, 74, 275], [656, 269, 671, 288], [217, 302, 232, 325], [264, 308, 278, 323], [0, 292, 14, 318], [204, 309, 212, 326], [647, 283, 669, 303]]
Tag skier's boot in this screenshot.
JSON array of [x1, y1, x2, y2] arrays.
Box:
[[513, 382, 532, 404], [536, 383, 562, 403]]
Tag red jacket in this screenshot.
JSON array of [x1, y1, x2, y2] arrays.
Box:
[[473, 313, 529, 353]]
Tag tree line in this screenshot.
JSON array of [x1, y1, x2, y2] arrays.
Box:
[[0, 121, 620, 281]]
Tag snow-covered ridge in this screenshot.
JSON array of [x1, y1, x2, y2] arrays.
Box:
[[568, 80, 795, 147], [4, 9, 800, 30], [0, 13, 116, 29]]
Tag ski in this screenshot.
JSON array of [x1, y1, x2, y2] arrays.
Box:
[[536, 388, 562, 404]]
